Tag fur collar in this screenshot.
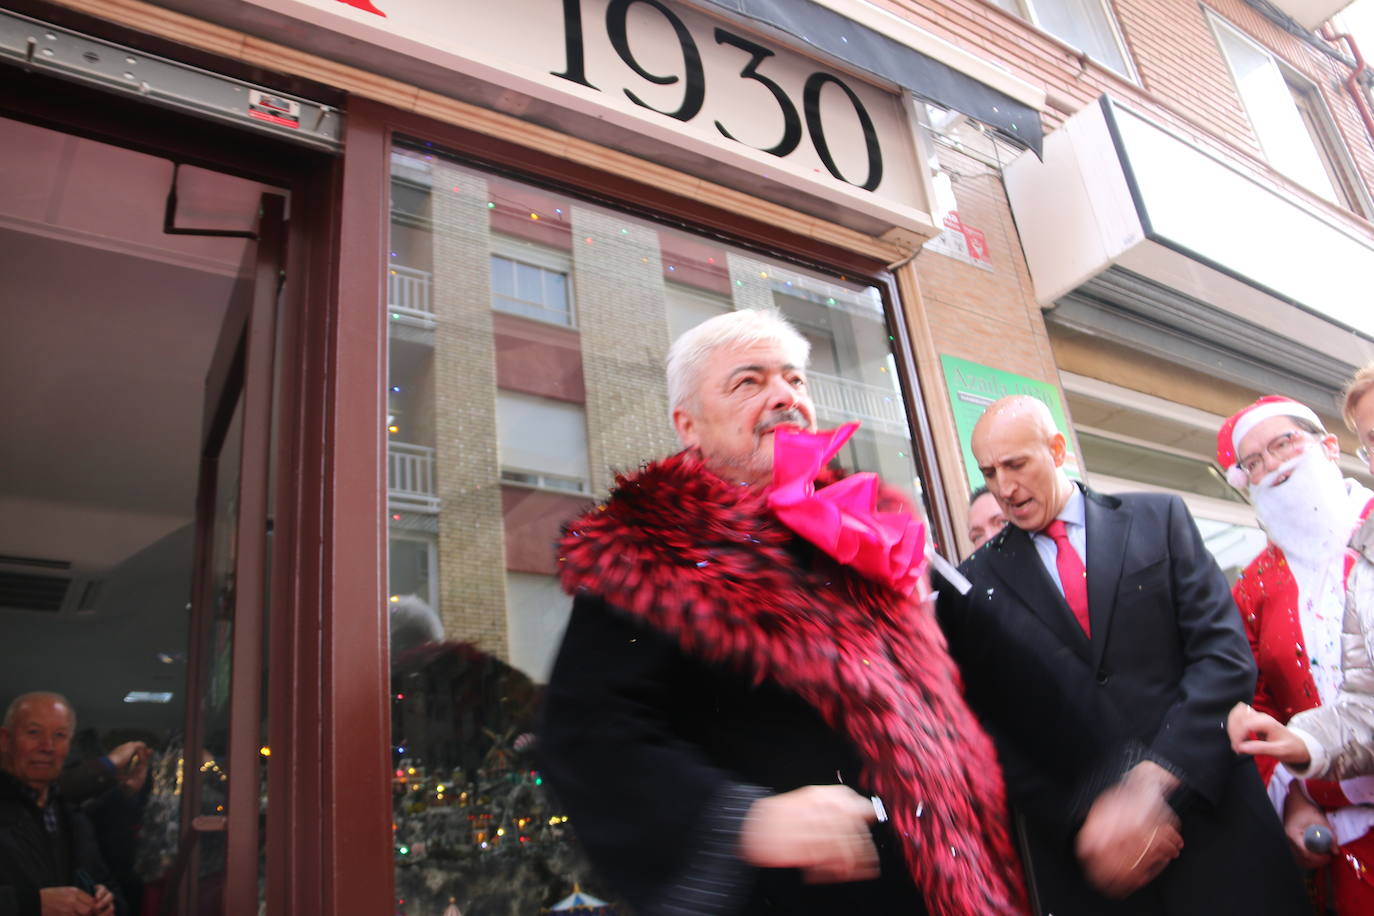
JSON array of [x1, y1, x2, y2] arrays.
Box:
[[559, 450, 1028, 916]]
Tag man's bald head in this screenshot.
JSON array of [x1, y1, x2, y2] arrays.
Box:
[[971, 395, 1074, 533], [974, 396, 1058, 441]]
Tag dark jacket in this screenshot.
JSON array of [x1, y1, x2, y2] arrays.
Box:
[[938, 485, 1308, 915], [542, 596, 930, 916], [0, 771, 119, 916], [539, 449, 1027, 916]]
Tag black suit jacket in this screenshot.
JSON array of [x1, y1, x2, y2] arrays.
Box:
[[938, 485, 1306, 915], [539, 595, 928, 916]]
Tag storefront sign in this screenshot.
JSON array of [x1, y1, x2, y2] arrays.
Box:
[[249, 0, 936, 235], [940, 354, 1080, 491]]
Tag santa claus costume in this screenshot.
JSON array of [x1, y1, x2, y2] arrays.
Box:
[[1222, 396, 1374, 912]]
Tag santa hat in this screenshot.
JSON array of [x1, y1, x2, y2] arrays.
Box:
[[1216, 395, 1324, 488]]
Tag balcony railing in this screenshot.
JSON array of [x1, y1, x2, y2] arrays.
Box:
[[807, 371, 909, 437], [389, 442, 439, 513], [388, 265, 434, 329]]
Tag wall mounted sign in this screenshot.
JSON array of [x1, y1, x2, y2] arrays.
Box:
[[249, 0, 938, 237]]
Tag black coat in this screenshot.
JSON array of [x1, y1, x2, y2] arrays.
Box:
[[937, 486, 1307, 915], [539, 594, 929, 916], [0, 772, 119, 916]]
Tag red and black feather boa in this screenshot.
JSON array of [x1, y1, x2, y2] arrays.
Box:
[[558, 449, 1029, 916]]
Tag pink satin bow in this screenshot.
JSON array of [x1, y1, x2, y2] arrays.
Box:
[[765, 422, 926, 595]]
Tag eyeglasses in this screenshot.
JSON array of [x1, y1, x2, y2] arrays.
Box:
[[1360, 446, 1370, 465], [1237, 430, 1314, 480]]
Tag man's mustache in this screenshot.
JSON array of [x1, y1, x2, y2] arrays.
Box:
[[1253, 453, 1304, 490], [755, 409, 808, 436]]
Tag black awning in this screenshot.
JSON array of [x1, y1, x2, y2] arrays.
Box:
[[697, 0, 1043, 155]]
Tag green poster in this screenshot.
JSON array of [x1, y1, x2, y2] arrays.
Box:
[[939, 354, 1081, 492]]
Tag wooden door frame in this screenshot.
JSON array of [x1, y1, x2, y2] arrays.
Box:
[[0, 63, 354, 915]]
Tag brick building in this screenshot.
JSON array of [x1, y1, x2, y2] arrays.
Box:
[[1, 0, 1371, 911]]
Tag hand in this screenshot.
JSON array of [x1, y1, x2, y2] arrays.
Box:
[[739, 785, 880, 884], [92, 885, 115, 916], [105, 740, 149, 772], [38, 886, 98, 916], [1227, 702, 1311, 765], [1282, 788, 1334, 870], [1076, 775, 1183, 898]]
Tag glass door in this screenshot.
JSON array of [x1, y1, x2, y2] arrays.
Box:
[[178, 194, 286, 915]]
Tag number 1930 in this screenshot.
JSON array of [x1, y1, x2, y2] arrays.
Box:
[[551, 0, 885, 192]]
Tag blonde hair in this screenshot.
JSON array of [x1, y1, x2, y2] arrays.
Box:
[[1344, 363, 1374, 431]]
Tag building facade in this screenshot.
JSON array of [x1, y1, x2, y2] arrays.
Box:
[[0, 0, 1371, 912]]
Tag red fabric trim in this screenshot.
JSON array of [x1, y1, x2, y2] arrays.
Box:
[[558, 450, 1028, 916], [1306, 778, 1354, 810]]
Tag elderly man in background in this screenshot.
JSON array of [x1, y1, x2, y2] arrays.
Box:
[[539, 308, 1027, 916], [937, 395, 1304, 915], [1216, 394, 1374, 913], [0, 693, 119, 916], [967, 485, 1007, 551]]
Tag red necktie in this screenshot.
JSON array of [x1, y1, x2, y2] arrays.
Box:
[[1044, 519, 1090, 637]]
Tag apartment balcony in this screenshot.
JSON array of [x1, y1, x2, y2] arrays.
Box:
[[808, 371, 909, 437], [388, 442, 439, 513], [387, 264, 434, 329]]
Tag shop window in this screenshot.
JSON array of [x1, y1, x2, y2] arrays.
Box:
[[490, 237, 574, 327], [1211, 15, 1368, 215], [382, 143, 928, 915], [989, 0, 1133, 77], [1078, 430, 1264, 579], [496, 391, 590, 493], [1079, 431, 1241, 502]]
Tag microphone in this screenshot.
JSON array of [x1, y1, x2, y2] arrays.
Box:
[[1303, 824, 1333, 855]]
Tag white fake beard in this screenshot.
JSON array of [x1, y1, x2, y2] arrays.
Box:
[[1250, 447, 1353, 569]]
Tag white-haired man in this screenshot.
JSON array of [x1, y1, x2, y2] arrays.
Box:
[[0, 692, 119, 916], [539, 308, 1028, 915], [1216, 395, 1374, 913]]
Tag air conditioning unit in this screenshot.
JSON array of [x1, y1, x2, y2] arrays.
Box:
[[0, 557, 104, 614]]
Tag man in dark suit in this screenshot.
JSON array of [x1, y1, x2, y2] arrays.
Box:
[[937, 395, 1307, 915]]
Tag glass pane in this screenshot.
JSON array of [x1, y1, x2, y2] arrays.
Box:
[[198, 398, 244, 820], [514, 261, 543, 302], [1194, 515, 1268, 584], [546, 271, 569, 312], [1078, 431, 1244, 503], [489, 255, 514, 298], [384, 142, 928, 915], [0, 114, 282, 916], [1214, 21, 1340, 202], [1031, 0, 1128, 74]]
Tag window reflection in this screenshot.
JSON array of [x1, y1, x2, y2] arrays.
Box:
[[384, 141, 926, 914]]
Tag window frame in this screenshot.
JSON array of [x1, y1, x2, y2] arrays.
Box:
[[494, 389, 592, 494], [387, 531, 440, 611], [1208, 11, 1372, 217], [991, 0, 1137, 80], [489, 233, 577, 328], [336, 93, 958, 916]]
